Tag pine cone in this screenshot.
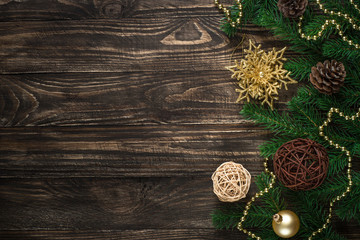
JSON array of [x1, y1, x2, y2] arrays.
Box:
[[309, 60, 346, 95], [277, 0, 308, 18]]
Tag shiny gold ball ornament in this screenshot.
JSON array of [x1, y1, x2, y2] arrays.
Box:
[[272, 210, 300, 238]]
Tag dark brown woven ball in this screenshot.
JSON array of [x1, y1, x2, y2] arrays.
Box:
[[273, 138, 329, 191]]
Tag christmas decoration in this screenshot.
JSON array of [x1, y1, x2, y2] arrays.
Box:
[[277, 0, 308, 19], [273, 138, 329, 191], [309, 60, 346, 95], [298, 1, 360, 48], [311, 107, 360, 239], [236, 157, 277, 240], [211, 161, 251, 202], [227, 40, 297, 110], [272, 210, 300, 238], [212, 1, 360, 239], [213, 0, 242, 28]]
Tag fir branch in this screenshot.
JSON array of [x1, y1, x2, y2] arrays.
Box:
[[241, 103, 309, 136]]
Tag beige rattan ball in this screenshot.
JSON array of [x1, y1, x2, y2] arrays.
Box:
[[211, 161, 251, 202]]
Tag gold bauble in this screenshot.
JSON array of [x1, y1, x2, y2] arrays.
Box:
[[272, 210, 300, 238]]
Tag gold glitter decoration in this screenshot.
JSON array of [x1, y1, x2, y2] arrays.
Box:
[[227, 40, 297, 110]]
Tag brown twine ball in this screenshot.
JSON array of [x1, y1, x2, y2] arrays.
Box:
[[211, 161, 251, 202], [274, 138, 329, 191]]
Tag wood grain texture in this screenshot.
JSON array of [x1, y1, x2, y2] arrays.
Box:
[[0, 72, 297, 126], [0, 125, 269, 178], [0, 0, 359, 239], [0, 19, 288, 74], [0, 178, 358, 239], [0, 0, 231, 21], [0, 229, 244, 240]]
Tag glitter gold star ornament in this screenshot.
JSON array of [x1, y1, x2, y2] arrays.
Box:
[[227, 40, 297, 109]]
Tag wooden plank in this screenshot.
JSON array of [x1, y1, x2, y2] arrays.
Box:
[[0, 179, 358, 239], [0, 124, 269, 178], [0, 229, 244, 240], [0, 0, 224, 21], [0, 177, 232, 230], [0, 19, 288, 74], [1, 228, 359, 240], [0, 72, 297, 126]]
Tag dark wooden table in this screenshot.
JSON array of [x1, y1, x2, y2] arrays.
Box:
[[0, 0, 358, 239]]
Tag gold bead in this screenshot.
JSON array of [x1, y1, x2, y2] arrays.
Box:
[[324, 136, 329, 140], [243, 229, 247, 233], [252, 234, 256, 238], [218, 4, 223, 9], [231, 22, 236, 27]]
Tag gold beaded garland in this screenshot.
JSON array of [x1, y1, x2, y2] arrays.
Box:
[[299, 0, 360, 49], [308, 107, 359, 240], [214, 0, 242, 28], [235, 108, 359, 239], [236, 157, 276, 240], [214, 0, 360, 49]]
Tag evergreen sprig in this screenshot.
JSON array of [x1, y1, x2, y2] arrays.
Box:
[[212, 0, 360, 238]]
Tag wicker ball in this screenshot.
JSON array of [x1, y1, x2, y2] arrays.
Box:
[[274, 138, 329, 191], [211, 161, 251, 202]]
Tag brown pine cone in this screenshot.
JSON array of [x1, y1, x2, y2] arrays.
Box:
[[309, 60, 346, 95], [277, 0, 308, 18]]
